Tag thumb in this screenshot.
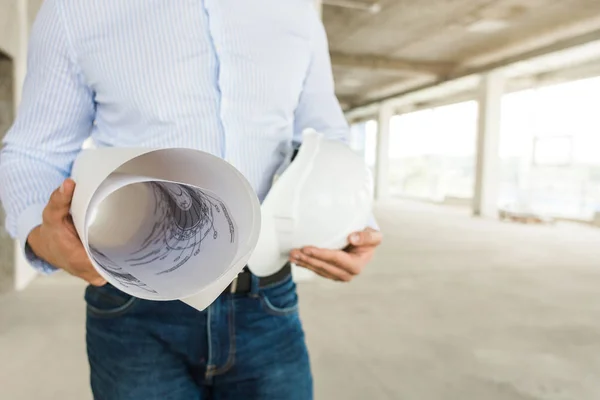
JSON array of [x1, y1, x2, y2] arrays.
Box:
[[348, 228, 383, 247], [46, 179, 76, 216]]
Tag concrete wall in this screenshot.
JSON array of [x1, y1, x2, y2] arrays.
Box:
[[0, 0, 42, 56], [0, 0, 43, 292], [0, 0, 19, 58], [28, 0, 44, 26], [0, 56, 15, 294]]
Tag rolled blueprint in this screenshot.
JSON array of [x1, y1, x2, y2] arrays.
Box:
[[70, 147, 261, 311]]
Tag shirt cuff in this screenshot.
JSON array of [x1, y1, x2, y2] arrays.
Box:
[[17, 203, 59, 275]]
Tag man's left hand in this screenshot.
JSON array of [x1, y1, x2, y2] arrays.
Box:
[[289, 228, 383, 282]]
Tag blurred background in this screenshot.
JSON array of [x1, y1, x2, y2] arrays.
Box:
[[2, 0, 600, 399]]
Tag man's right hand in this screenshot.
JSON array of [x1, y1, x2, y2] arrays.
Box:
[[27, 178, 107, 286]]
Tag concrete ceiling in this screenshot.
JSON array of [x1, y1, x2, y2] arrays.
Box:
[[324, 0, 600, 110], [6, 0, 600, 114]]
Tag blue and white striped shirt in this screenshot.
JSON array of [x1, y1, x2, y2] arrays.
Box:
[[0, 0, 351, 273]]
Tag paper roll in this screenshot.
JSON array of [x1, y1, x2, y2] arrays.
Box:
[[71, 147, 261, 311]]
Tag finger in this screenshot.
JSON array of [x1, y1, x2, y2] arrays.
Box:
[[75, 265, 107, 287], [290, 250, 353, 282], [68, 251, 107, 286], [299, 247, 361, 275], [300, 247, 347, 266], [294, 259, 346, 282], [44, 179, 76, 222], [89, 277, 108, 287], [348, 228, 383, 247], [294, 260, 342, 281]]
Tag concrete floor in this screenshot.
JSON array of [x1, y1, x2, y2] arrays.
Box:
[[2, 200, 600, 399]]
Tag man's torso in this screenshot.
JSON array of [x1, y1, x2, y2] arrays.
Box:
[[63, 0, 314, 200]]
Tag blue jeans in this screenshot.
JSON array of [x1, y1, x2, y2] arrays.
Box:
[[85, 274, 312, 400]]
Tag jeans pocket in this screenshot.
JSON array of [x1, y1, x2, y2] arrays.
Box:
[[85, 284, 138, 318], [259, 276, 299, 316]]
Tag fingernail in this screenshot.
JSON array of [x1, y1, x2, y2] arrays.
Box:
[[351, 234, 360, 245], [59, 183, 65, 194]]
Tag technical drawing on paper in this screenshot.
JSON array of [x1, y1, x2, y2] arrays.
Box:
[[88, 181, 236, 287], [88, 244, 158, 293], [124, 182, 235, 275]]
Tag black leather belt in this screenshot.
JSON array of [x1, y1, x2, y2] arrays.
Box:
[[225, 263, 292, 294]]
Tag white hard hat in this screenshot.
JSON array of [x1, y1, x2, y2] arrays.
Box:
[[248, 129, 374, 277]]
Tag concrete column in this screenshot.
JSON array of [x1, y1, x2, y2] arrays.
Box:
[[374, 102, 393, 200], [13, 0, 29, 108], [13, 0, 38, 291], [473, 71, 505, 218], [314, 0, 323, 18], [0, 57, 15, 295]]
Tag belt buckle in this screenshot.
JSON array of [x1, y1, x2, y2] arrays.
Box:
[[229, 275, 239, 294]]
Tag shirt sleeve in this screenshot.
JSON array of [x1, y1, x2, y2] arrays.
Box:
[[293, 8, 349, 145], [292, 8, 379, 231], [0, 0, 95, 274]]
